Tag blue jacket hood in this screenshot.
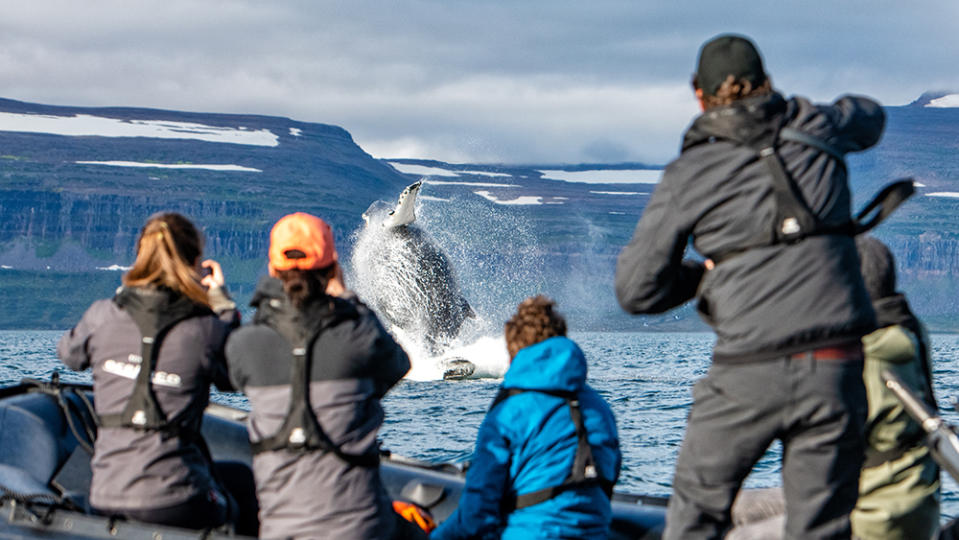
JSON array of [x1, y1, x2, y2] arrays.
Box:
[[503, 336, 586, 392]]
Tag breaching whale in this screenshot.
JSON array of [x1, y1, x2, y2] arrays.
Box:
[[354, 181, 476, 379]]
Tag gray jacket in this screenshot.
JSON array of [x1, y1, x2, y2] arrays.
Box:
[[226, 277, 410, 540], [616, 92, 883, 362], [57, 286, 237, 510]]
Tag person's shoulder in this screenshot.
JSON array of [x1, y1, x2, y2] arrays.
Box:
[[863, 324, 918, 363], [580, 385, 615, 409], [229, 322, 281, 343], [331, 294, 388, 334], [226, 323, 284, 360], [84, 297, 123, 323]]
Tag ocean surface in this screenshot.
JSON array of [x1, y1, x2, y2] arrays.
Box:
[[5, 329, 959, 520]]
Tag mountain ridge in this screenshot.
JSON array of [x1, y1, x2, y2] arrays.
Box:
[[0, 96, 957, 331]]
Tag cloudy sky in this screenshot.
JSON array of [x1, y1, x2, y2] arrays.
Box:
[[0, 1, 956, 165]]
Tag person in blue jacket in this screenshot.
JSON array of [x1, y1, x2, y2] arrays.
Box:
[[432, 295, 621, 540]]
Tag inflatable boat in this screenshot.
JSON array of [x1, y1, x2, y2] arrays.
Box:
[[0, 376, 666, 539]]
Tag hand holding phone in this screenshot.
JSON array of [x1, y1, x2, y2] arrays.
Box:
[[200, 259, 225, 288]]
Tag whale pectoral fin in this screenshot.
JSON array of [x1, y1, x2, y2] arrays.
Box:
[[442, 358, 475, 380], [385, 181, 423, 228]]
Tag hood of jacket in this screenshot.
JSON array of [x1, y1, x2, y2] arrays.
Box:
[[249, 275, 358, 347], [682, 92, 788, 151], [503, 336, 587, 392], [114, 285, 212, 332]]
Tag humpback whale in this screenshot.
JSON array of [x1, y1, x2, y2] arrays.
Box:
[[353, 182, 475, 365]]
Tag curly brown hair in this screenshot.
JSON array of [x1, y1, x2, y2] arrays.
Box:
[[504, 295, 567, 360], [698, 75, 772, 109]]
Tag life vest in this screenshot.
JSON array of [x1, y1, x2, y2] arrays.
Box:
[[98, 288, 212, 436], [490, 388, 615, 512], [250, 297, 379, 468], [705, 124, 914, 264]]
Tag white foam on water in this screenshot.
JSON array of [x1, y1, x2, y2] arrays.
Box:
[[398, 325, 508, 381], [0, 112, 279, 146], [442, 335, 509, 378], [350, 189, 528, 381], [590, 190, 644, 195], [96, 264, 131, 271], [927, 192, 959, 198]]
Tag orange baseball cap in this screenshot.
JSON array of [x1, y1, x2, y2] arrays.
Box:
[[268, 212, 338, 276]]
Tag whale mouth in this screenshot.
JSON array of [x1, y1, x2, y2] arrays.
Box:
[[384, 181, 422, 228]]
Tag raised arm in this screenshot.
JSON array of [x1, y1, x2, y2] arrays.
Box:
[[615, 179, 704, 314]]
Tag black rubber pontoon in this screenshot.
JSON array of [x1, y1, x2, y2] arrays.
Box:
[[0, 377, 665, 539]]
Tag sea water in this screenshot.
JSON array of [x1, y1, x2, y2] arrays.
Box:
[[5, 330, 959, 519]]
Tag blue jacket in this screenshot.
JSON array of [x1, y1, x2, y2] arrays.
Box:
[[433, 337, 621, 540]]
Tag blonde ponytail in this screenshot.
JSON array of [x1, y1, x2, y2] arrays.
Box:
[[123, 213, 210, 308]]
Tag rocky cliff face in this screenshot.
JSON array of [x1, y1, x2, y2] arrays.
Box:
[[0, 98, 412, 267], [0, 96, 957, 330], [0, 98, 413, 326]]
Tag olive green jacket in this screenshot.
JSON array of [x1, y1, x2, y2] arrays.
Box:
[[852, 323, 940, 540]]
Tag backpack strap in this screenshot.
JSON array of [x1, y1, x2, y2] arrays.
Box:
[[251, 301, 378, 467], [852, 179, 915, 235], [491, 388, 614, 513], [709, 123, 914, 264], [99, 290, 210, 435], [778, 127, 847, 164]]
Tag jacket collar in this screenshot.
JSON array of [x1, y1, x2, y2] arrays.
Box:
[[250, 276, 358, 346], [682, 92, 788, 151]]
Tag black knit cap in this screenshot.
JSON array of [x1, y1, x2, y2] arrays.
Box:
[[694, 34, 767, 96]]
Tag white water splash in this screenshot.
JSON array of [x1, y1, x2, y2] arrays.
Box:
[[349, 186, 537, 381]]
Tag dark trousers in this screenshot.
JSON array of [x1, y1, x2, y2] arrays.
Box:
[[104, 461, 259, 537], [663, 353, 867, 540]]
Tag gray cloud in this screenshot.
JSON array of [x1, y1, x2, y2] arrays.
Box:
[[0, 0, 955, 164]]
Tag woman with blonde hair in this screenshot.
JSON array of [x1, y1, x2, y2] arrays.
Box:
[[58, 212, 255, 533]]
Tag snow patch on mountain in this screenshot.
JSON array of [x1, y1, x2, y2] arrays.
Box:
[[388, 162, 459, 177], [473, 191, 545, 205], [77, 160, 261, 172], [538, 169, 662, 184], [0, 112, 279, 146], [927, 95, 959, 108], [428, 180, 519, 188]]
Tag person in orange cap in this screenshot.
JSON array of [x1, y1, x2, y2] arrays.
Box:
[[226, 212, 422, 539]]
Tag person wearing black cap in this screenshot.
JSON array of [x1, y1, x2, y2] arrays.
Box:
[[615, 34, 885, 539]]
